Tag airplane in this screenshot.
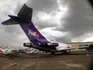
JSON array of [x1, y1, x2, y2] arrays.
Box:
[[1, 4, 75, 56], [0, 46, 19, 57], [88, 0, 93, 7], [24, 47, 42, 54]]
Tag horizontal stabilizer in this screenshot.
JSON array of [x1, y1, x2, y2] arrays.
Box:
[[2, 19, 18, 25]]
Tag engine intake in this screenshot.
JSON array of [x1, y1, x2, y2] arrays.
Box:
[[23, 43, 33, 47], [47, 43, 53, 46]]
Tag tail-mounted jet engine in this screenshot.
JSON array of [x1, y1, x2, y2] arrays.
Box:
[[23, 42, 33, 47]]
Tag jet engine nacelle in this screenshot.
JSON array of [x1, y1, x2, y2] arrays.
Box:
[[23, 43, 33, 47], [47, 42, 59, 46], [47, 43, 53, 46]]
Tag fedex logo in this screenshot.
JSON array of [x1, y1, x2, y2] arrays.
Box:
[[28, 30, 33, 35], [28, 30, 39, 37]]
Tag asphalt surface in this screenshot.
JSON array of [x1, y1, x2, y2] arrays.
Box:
[[0, 50, 93, 70]]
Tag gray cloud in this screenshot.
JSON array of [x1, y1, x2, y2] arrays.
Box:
[[6, 0, 93, 43], [27, 0, 58, 13], [53, 0, 93, 42]]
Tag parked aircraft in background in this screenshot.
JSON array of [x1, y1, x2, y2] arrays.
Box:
[[2, 4, 75, 56], [24, 48, 42, 54], [0, 46, 19, 56]]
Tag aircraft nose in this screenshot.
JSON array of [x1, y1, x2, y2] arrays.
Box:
[[0, 50, 3, 55]]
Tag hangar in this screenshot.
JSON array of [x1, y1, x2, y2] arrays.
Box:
[[68, 41, 93, 50]]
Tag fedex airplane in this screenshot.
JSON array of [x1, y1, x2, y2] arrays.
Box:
[[2, 4, 74, 55]]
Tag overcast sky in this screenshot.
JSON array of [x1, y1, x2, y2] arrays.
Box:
[[0, 0, 93, 47]]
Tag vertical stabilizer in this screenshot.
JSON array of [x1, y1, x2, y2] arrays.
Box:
[[17, 4, 33, 23], [2, 4, 33, 25]]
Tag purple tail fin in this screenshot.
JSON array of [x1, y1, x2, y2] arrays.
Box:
[[19, 22, 49, 43], [1, 4, 49, 43]]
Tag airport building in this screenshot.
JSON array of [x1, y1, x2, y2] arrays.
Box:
[[68, 41, 93, 50]]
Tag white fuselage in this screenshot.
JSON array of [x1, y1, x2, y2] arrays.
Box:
[[56, 43, 72, 51]]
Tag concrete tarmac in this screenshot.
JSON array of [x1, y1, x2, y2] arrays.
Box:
[[0, 50, 93, 70]]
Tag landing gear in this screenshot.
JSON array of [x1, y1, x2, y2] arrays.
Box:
[[62, 50, 71, 54], [62, 50, 68, 54], [62, 50, 67, 54], [51, 52, 55, 57]]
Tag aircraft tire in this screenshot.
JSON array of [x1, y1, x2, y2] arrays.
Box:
[[51, 52, 55, 55], [62, 50, 67, 54]]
